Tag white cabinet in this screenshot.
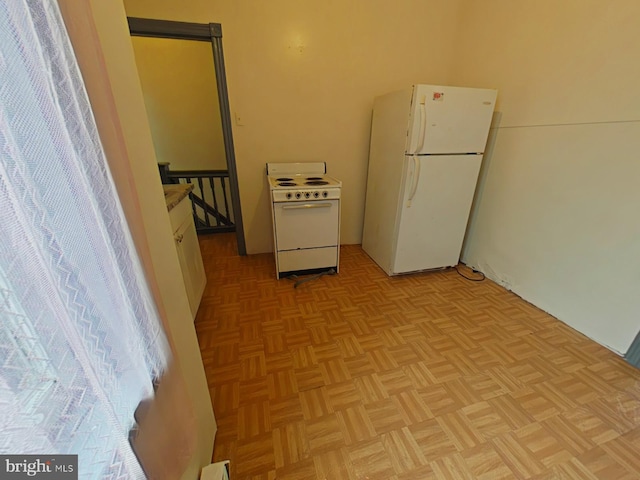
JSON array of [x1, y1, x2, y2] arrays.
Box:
[[168, 194, 206, 320]]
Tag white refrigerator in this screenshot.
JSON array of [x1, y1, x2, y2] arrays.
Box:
[[362, 84, 497, 275]]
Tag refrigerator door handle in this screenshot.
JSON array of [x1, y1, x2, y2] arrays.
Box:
[[414, 95, 427, 154], [407, 156, 421, 207]]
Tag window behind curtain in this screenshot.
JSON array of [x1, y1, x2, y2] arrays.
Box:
[[0, 1, 170, 477]]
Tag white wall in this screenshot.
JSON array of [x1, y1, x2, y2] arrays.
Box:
[[123, 0, 463, 254], [59, 2, 216, 478], [454, 0, 640, 354]]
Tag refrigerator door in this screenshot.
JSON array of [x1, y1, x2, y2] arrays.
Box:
[[406, 85, 497, 155], [391, 154, 483, 274]]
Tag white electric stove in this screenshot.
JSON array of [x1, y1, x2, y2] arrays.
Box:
[[266, 162, 342, 279]]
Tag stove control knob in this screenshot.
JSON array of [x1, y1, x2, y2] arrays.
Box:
[[304, 192, 310, 198], [322, 191, 328, 198], [313, 191, 320, 198], [295, 192, 301, 199], [286, 192, 292, 199]]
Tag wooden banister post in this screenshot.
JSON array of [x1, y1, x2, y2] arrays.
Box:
[[158, 162, 171, 184]]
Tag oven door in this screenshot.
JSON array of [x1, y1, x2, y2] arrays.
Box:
[[273, 199, 339, 251]]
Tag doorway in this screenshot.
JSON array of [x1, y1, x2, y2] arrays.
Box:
[[127, 17, 246, 255]]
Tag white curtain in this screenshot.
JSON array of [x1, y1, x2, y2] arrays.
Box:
[[0, 1, 169, 478]]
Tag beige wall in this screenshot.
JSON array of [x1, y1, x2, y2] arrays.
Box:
[[60, 1, 216, 478], [124, 0, 463, 253], [131, 36, 227, 170], [455, 0, 640, 354]]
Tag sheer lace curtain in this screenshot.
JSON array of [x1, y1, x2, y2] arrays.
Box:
[[0, 1, 171, 477]]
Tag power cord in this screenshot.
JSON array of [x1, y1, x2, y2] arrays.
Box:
[[287, 268, 336, 288], [454, 265, 485, 282]]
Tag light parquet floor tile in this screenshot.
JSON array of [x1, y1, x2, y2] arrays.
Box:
[[197, 233, 640, 479], [460, 443, 514, 480]]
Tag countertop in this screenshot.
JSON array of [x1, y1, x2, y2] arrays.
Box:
[[163, 184, 194, 212]]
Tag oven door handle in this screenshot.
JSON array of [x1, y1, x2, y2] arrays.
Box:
[[282, 202, 332, 210]]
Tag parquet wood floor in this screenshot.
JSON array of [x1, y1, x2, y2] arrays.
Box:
[[195, 233, 640, 479]]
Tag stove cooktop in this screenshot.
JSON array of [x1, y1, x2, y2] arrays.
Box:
[[266, 162, 341, 188], [268, 174, 342, 190]]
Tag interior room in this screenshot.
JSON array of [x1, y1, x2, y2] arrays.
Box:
[[121, 0, 640, 356], [25, 0, 640, 478]]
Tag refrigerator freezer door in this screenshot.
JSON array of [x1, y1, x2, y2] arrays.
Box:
[[392, 154, 483, 274], [406, 85, 497, 155]]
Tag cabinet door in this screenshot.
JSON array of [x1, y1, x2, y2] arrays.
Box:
[[175, 216, 206, 319]]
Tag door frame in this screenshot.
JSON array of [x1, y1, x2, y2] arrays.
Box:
[[127, 17, 246, 255], [626, 330, 640, 369]]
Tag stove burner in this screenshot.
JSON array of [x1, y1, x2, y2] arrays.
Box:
[[278, 182, 297, 186], [276, 177, 294, 182], [305, 180, 329, 186], [306, 176, 323, 181]]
